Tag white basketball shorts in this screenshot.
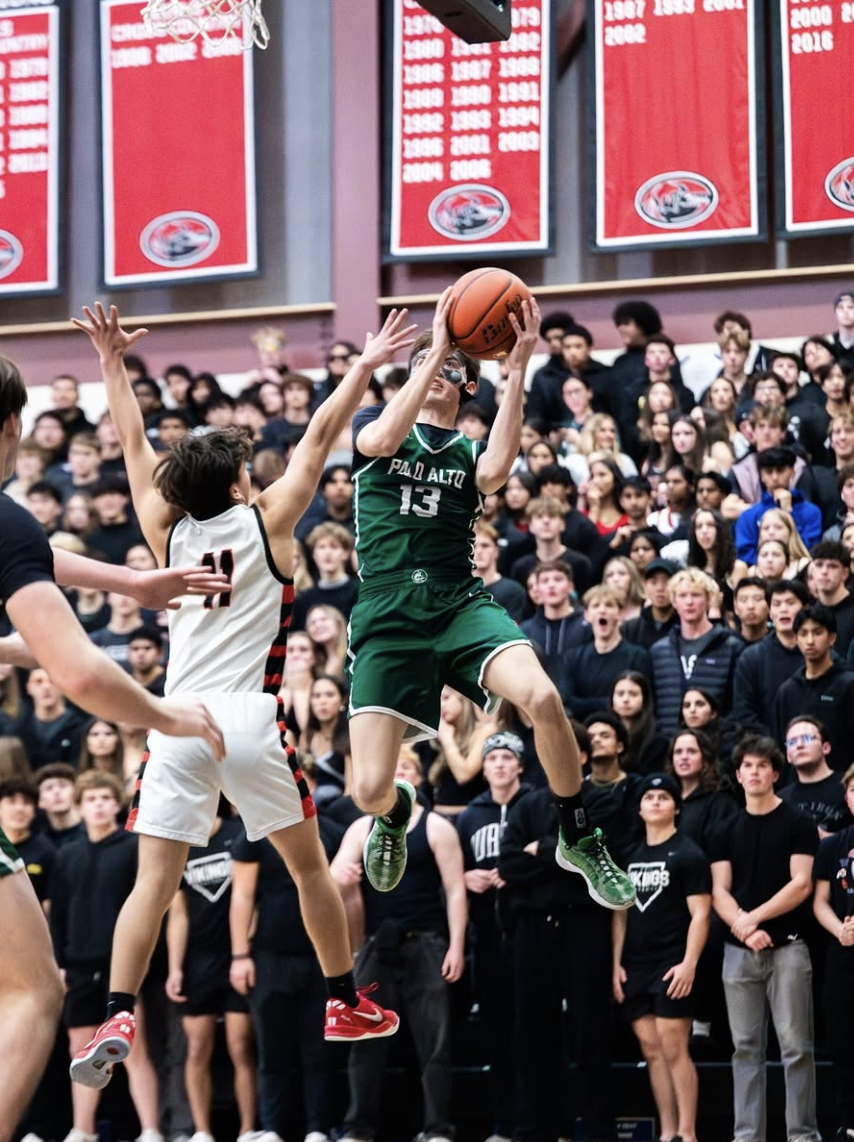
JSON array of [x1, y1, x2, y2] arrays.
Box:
[[128, 692, 316, 846]]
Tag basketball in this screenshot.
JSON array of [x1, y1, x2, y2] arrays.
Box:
[[447, 268, 534, 360]]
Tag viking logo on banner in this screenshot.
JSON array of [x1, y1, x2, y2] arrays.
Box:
[[590, 0, 765, 250], [99, 0, 258, 287], [775, 0, 854, 236], [384, 0, 552, 262], [0, 0, 62, 296]]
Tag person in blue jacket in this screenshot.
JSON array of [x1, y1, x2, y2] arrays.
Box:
[[735, 446, 822, 565]]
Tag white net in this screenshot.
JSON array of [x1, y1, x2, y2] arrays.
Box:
[[141, 0, 270, 50]]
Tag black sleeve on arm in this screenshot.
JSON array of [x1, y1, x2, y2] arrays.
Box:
[[0, 495, 55, 607], [350, 405, 385, 470]]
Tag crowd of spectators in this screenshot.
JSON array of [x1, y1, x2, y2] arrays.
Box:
[[4, 295, 854, 1142]]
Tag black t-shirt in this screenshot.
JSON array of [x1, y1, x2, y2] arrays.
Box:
[[232, 813, 343, 955], [624, 831, 711, 965], [781, 773, 851, 834], [41, 820, 85, 849], [710, 800, 818, 945], [179, 817, 242, 955], [0, 492, 55, 627], [813, 825, 854, 920], [15, 831, 56, 903]]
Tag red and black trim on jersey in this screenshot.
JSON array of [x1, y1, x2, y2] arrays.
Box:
[[276, 697, 316, 820], [251, 504, 296, 694], [125, 742, 151, 833], [263, 582, 294, 693]]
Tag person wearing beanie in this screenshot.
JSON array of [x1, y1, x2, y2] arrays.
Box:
[[613, 773, 711, 1142]]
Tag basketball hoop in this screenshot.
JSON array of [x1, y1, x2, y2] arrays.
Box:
[[141, 0, 270, 50]]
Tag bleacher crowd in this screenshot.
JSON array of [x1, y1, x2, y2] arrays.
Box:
[[3, 294, 854, 1142]]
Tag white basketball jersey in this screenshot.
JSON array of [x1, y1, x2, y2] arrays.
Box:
[[164, 504, 292, 696]]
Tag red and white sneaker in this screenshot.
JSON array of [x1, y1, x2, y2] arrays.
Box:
[[69, 1011, 135, 1089], [324, 983, 399, 1041]]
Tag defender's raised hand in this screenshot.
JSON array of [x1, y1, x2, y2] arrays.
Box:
[[72, 302, 148, 363], [359, 308, 418, 371]]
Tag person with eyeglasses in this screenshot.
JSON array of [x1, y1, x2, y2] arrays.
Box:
[[312, 339, 361, 411], [781, 717, 851, 837], [347, 291, 635, 912]]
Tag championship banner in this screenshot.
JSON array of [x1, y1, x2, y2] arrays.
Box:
[[100, 0, 258, 287], [384, 0, 552, 262], [775, 0, 854, 236], [0, 0, 62, 296], [591, 0, 764, 250]]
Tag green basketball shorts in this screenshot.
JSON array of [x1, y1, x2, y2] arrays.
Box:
[[347, 569, 530, 742], [0, 825, 24, 877]]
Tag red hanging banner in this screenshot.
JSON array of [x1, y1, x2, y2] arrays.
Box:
[[100, 0, 258, 287], [385, 0, 552, 262], [0, 0, 61, 296], [591, 0, 765, 250], [776, 0, 854, 236]]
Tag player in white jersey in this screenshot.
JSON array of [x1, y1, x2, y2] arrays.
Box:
[[69, 303, 417, 1092]]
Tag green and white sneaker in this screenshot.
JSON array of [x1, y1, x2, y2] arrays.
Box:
[[363, 779, 416, 892], [556, 826, 636, 911]]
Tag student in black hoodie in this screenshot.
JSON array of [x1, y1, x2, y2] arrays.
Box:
[[498, 719, 623, 1142], [810, 540, 854, 657], [50, 771, 161, 1142], [731, 579, 809, 735], [519, 560, 591, 683], [620, 559, 679, 650], [559, 586, 651, 718], [775, 604, 854, 771], [457, 732, 532, 1142]]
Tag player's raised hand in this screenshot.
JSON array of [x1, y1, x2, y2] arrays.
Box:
[[127, 565, 232, 611], [432, 286, 455, 358], [154, 697, 226, 762], [359, 307, 418, 370], [72, 302, 148, 363], [505, 297, 542, 373]]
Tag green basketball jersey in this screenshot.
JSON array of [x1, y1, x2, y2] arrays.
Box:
[[353, 423, 487, 580]]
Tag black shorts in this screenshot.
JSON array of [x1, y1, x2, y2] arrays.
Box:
[[621, 961, 694, 1023], [179, 953, 249, 1017], [64, 968, 109, 1029]]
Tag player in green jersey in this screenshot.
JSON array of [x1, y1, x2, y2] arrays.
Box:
[[348, 290, 635, 912]]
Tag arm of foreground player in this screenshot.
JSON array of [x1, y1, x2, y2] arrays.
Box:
[[354, 288, 454, 458], [52, 548, 229, 610], [256, 307, 418, 534], [6, 581, 224, 759], [476, 299, 540, 495]]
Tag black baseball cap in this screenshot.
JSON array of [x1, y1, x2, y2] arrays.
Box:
[[642, 558, 678, 579]]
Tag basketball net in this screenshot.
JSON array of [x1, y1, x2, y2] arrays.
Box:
[[141, 0, 270, 50]]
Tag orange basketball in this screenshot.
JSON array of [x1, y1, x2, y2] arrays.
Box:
[[447, 267, 533, 360]]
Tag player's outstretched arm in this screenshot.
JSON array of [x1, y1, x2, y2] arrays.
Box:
[[256, 307, 417, 533], [476, 298, 541, 494], [72, 303, 176, 561], [355, 287, 455, 458], [52, 548, 230, 611], [6, 581, 225, 760]]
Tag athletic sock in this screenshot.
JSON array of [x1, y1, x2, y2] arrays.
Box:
[[380, 786, 411, 830], [106, 992, 137, 1019], [326, 972, 359, 1008], [555, 793, 589, 844]]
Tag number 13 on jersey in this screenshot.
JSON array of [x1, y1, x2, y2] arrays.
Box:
[[400, 484, 443, 517]]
